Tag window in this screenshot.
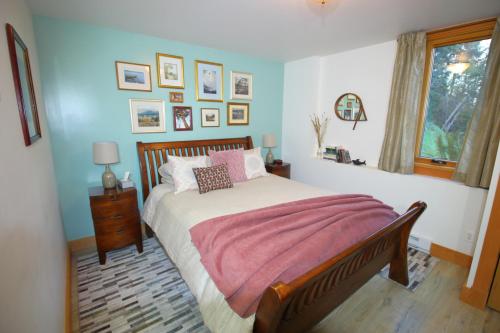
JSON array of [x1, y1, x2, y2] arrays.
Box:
[[414, 19, 496, 179]]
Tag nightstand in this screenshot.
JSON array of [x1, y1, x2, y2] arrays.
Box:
[[265, 162, 291, 179], [89, 186, 143, 264]]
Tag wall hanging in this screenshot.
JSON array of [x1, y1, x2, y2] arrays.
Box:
[[334, 92, 367, 130]]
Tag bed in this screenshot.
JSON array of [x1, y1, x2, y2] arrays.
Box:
[[137, 136, 426, 333]]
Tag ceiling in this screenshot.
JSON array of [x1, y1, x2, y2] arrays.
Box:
[[26, 0, 500, 61]]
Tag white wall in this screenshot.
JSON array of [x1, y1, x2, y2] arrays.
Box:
[[0, 0, 67, 332], [282, 43, 489, 256]]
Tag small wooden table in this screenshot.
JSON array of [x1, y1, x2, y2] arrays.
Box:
[[88, 186, 143, 264], [265, 162, 291, 179]]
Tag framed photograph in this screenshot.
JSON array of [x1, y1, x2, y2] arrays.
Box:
[[173, 106, 193, 131], [129, 99, 165, 133], [195, 60, 223, 102], [230, 71, 253, 100], [115, 61, 152, 91], [201, 108, 220, 127], [157, 53, 184, 89], [227, 102, 249, 126], [169, 91, 184, 103], [6, 23, 42, 146]]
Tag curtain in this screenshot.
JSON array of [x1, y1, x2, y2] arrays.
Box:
[[454, 18, 500, 188], [378, 32, 426, 174]]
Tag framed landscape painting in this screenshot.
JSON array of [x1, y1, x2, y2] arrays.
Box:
[[116, 61, 152, 91], [173, 106, 193, 131], [195, 60, 223, 102], [129, 99, 165, 133], [201, 108, 220, 127], [227, 102, 249, 125], [157, 53, 184, 89], [230, 71, 253, 100]]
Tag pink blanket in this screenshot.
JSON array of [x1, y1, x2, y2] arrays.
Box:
[[189, 194, 399, 317]]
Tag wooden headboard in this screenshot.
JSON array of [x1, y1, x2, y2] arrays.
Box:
[[136, 136, 253, 202]]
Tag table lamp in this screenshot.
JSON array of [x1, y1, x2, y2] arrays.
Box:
[[93, 141, 120, 189], [263, 134, 277, 164]]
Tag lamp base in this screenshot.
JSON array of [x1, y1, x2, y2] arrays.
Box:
[[102, 164, 117, 189], [266, 148, 274, 164]]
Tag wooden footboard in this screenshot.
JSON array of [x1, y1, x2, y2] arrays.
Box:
[[253, 201, 426, 333]]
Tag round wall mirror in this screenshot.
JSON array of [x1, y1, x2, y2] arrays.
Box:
[[334, 93, 367, 124]]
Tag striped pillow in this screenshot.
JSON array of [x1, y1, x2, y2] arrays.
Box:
[[192, 164, 234, 194]]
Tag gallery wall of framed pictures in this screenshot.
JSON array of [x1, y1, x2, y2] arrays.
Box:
[[116, 52, 254, 133]]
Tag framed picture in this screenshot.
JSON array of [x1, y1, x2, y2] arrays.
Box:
[[115, 61, 152, 91], [195, 60, 223, 102], [173, 106, 193, 131], [6, 24, 42, 146], [129, 99, 165, 133], [157, 53, 184, 89], [227, 102, 249, 126], [169, 91, 184, 103], [230, 71, 253, 100], [201, 108, 220, 127]]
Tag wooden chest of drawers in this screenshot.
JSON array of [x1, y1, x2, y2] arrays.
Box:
[[265, 162, 291, 179], [89, 186, 143, 264]]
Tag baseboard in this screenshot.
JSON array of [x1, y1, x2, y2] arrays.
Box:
[[430, 243, 472, 268], [68, 236, 96, 253], [460, 284, 488, 309], [65, 246, 71, 333]]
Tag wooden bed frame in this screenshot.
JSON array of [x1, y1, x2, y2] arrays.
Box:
[[137, 136, 427, 333]]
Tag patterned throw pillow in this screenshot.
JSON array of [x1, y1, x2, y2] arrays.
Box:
[[208, 149, 248, 183], [192, 164, 234, 194]]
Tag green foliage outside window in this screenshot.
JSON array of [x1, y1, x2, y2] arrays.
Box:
[[419, 39, 491, 161]]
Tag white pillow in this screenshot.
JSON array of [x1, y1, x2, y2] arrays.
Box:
[[244, 147, 268, 179], [164, 155, 211, 194], [159, 162, 174, 186]]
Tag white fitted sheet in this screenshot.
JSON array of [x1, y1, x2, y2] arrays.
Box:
[[142, 175, 332, 333]]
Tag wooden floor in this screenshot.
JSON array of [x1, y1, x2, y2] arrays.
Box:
[[72, 245, 499, 333], [312, 260, 500, 333]]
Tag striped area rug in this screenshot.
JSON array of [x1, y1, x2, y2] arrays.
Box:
[[379, 247, 439, 291], [76, 238, 208, 333], [76, 239, 437, 332]]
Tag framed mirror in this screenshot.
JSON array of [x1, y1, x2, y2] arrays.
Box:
[[334, 93, 367, 130], [6, 23, 41, 146]]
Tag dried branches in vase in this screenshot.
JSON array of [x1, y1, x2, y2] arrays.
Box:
[[310, 113, 330, 158]]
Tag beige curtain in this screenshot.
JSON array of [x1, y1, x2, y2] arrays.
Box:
[[453, 18, 500, 188], [378, 32, 426, 174]]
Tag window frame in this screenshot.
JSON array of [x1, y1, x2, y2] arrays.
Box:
[[414, 19, 496, 179]]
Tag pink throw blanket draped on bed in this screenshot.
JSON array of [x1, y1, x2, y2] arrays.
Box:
[[189, 194, 399, 318]]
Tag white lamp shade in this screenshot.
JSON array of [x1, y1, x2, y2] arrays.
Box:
[[263, 134, 277, 148], [93, 141, 119, 164]]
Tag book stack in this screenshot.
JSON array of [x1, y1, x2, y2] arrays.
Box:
[[322, 146, 338, 161], [322, 146, 352, 164], [337, 149, 352, 164]]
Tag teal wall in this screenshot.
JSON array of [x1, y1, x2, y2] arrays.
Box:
[[34, 16, 284, 240]]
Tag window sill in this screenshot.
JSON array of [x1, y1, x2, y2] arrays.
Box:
[[414, 162, 455, 180]]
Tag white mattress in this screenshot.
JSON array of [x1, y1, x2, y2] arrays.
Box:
[[142, 175, 332, 333]]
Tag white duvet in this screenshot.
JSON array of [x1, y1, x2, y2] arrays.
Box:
[[142, 174, 332, 333]]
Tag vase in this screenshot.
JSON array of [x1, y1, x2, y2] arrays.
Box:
[[316, 144, 323, 158]]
